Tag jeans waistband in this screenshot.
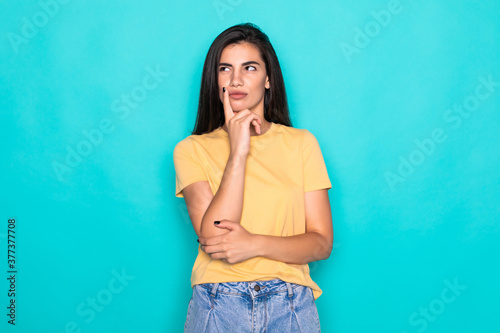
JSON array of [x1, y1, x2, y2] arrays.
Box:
[[199, 279, 296, 298]]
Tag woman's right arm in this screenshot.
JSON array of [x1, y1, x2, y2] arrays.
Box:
[[182, 154, 246, 239], [182, 87, 262, 239]]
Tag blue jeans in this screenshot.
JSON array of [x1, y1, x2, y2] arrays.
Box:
[[184, 279, 321, 332]]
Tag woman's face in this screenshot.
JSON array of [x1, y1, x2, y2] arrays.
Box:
[[218, 42, 270, 116]]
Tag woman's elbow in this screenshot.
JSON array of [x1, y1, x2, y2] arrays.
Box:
[[199, 218, 227, 238], [320, 232, 334, 260]]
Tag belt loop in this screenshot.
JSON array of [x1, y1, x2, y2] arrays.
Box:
[[211, 283, 219, 297], [286, 282, 293, 298], [209, 283, 219, 310]]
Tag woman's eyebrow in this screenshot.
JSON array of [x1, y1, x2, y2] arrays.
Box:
[[219, 61, 261, 67]]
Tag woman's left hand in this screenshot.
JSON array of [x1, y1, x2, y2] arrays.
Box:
[[198, 220, 259, 264]]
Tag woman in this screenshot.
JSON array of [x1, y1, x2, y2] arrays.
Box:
[[174, 22, 333, 332]]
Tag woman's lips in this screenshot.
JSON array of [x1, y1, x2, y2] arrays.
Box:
[[229, 93, 247, 100]]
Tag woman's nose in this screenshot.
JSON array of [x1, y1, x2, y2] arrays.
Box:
[[230, 70, 242, 87]]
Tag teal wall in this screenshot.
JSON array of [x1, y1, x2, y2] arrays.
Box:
[[1, 0, 499, 332]]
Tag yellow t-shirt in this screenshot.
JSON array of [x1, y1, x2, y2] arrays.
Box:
[[173, 122, 331, 300]]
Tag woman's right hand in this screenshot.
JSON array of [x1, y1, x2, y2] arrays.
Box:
[[223, 87, 262, 158]]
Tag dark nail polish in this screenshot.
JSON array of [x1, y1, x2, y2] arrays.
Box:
[[222, 87, 225, 93], [214, 221, 220, 225], [197, 239, 199, 243]]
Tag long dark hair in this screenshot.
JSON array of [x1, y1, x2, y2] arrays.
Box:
[[192, 23, 291, 135]]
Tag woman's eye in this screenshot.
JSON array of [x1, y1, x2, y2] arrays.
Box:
[[219, 67, 230, 72], [246, 66, 256, 71]]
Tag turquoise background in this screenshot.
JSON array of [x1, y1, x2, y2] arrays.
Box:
[[1, 0, 499, 332]]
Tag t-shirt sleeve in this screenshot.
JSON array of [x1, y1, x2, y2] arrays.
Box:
[[173, 138, 207, 198], [302, 130, 332, 192]]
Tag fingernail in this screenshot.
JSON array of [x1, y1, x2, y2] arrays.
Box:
[[197, 239, 199, 243], [222, 87, 225, 93], [214, 221, 220, 225]]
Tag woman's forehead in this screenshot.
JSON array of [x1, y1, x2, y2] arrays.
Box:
[[220, 42, 263, 62]]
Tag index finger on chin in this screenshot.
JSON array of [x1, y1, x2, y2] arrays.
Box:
[[223, 87, 233, 124]]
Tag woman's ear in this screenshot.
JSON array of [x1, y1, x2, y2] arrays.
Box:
[[265, 76, 270, 89]]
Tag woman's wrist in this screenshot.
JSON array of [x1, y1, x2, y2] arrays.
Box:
[[226, 153, 247, 174], [252, 234, 267, 258]]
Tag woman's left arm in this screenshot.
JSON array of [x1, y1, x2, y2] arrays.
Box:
[[254, 189, 333, 265], [199, 189, 333, 265]]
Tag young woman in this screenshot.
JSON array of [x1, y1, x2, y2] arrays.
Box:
[[174, 22, 333, 332]]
